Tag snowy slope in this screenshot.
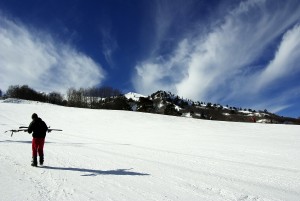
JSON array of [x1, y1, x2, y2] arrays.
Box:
[[0, 100, 300, 201]]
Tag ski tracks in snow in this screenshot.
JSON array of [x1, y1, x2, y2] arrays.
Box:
[[1, 102, 300, 201], [48, 135, 279, 201], [0, 152, 50, 201], [0, 151, 74, 201]]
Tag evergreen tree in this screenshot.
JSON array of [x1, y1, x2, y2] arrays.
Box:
[[137, 97, 154, 112], [112, 96, 131, 110], [164, 104, 181, 116], [6, 85, 46, 102], [47, 92, 64, 105]]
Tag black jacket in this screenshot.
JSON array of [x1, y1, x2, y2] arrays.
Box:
[[28, 118, 48, 138]]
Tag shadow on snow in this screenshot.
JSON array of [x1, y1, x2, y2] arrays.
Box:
[[40, 166, 150, 177], [0, 140, 53, 144]]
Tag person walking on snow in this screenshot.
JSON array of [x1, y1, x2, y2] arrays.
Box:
[[28, 113, 48, 166]]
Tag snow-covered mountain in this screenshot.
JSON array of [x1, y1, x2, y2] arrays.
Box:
[[123, 91, 299, 124], [0, 99, 300, 201], [3, 85, 299, 124]]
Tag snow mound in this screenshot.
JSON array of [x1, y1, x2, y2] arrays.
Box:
[[238, 110, 252, 114], [0, 98, 46, 105], [257, 119, 271, 123], [124, 92, 147, 101], [182, 112, 192, 118]]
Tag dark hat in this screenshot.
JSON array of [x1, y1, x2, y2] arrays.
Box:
[[32, 113, 38, 119]]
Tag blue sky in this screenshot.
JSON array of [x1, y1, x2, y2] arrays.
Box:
[[0, 0, 300, 118]]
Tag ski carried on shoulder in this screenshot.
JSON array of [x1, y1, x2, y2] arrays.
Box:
[[19, 126, 63, 133], [4, 128, 28, 137], [4, 126, 63, 137]]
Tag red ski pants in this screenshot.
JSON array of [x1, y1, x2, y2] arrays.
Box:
[[32, 138, 45, 157]]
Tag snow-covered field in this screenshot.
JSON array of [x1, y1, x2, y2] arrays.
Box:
[[0, 99, 299, 201]]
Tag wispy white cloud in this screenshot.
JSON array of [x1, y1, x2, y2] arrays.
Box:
[[101, 25, 118, 68], [0, 14, 105, 93], [254, 24, 300, 91], [251, 85, 300, 113], [133, 39, 191, 93], [146, 0, 199, 56], [133, 0, 300, 113]]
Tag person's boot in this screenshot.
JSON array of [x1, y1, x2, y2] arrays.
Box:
[[31, 157, 37, 167], [39, 155, 44, 166]]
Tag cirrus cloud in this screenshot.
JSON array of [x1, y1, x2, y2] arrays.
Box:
[[0, 13, 105, 93], [133, 0, 300, 114]]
